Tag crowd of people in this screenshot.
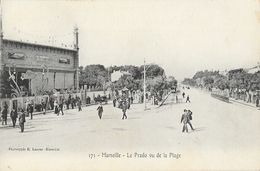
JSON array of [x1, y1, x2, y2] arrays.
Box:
[[1, 87, 195, 133], [0, 94, 84, 133], [1, 102, 26, 132]]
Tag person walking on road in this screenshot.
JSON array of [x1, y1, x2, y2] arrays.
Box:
[[176, 95, 178, 103], [18, 109, 26, 133], [182, 92, 185, 98], [186, 95, 191, 103], [97, 103, 103, 119], [78, 99, 82, 112], [28, 104, 34, 120], [54, 100, 59, 115], [10, 108, 18, 128], [187, 110, 194, 131], [58, 100, 64, 116], [181, 109, 189, 133], [122, 101, 128, 120], [41, 99, 46, 115], [71, 97, 75, 109], [113, 98, 116, 107], [1, 102, 8, 125]]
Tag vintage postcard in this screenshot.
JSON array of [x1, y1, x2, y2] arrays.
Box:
[[0, 0, 259, 170]]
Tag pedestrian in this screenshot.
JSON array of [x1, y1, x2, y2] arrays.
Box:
[[187, 110, 194, 131], [59, 100, 64, 115], [1, 102, 8, 125], [78, 99, 82, 111], [18, 109, 26, 133], [50, 98, 54, 110], [113, 98, 116, 107], [181, 109, 189, 133], [122, 101, 128, 120], [54, 100, 59, 115], [130, 96, 134, 104], [28, 104, 34, 119], [127, 98, 131, 109], [87, 96, 91, 104], [71, 97, 75, 109], [68, 95, 71, 109], [182, 92, 185, 98], [186, 95, 191, 103], [97, 103, 103, 119], [176, 95, 178, 103], [10, 108, 18, 128], [41, 99, 46, 114], [256, 97, 259, 107]]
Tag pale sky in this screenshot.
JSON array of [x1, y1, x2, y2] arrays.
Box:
[[2, 0, 260, 80]]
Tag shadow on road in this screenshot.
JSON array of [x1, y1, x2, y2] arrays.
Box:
[[0, 125, 16, 130], [112, 128, 127, 131], [127, 117, 141, 120], [165, 126, 176, 130], [23, 128, 52, 133], [192, 127, 206, 132]]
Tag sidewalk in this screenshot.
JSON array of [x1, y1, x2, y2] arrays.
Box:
[[0, 103, 100, 128], [229, 98, 259, 109], [198, 88, 259, 110]]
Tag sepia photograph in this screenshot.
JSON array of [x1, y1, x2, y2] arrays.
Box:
[[0, 0, 260, 170]]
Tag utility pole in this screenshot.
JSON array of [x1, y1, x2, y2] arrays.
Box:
[[0, 0, 4, 97], [74, 27, 79, 93], [143, 59, 146, 110], [0, 0, 3, 71]]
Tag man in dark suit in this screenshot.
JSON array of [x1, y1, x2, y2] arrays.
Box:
[[19, 109, 26, 133], [186, 95, 191, 103], [187, 110, 194, 131], [58, 100, 64, 115], [122, 101, 128, 120], [28, 104, 34, 120], [181, 109, 189, 133], [97, 103, 103, 119], [1, 102, 8, 125], [10, 109, 18, 128]]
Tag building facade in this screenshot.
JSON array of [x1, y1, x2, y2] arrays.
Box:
[[0, 35, 79, 97]]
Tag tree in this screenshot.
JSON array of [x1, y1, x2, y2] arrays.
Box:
[[203, 77, 214, 87], [140, 64, 165, 78], [167, 76, 178, 90], [80, 64, 108, 89], [182, 78, 196, 87], [213, 75, 229, 90]]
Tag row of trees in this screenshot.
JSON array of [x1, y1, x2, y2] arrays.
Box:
[[79, 64, 178, 99], [182, 69, 260, 91]]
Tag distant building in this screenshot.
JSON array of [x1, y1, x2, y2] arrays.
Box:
[[111, 70, 131, 82]]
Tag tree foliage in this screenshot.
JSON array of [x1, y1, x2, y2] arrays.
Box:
[[79, 64, 177, 98], [183, 69, 260, 91], [79, 65, 108, 88]]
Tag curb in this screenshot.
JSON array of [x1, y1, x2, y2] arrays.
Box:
[[229, 99, 257, 108], [32, 103, 99, 116]]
